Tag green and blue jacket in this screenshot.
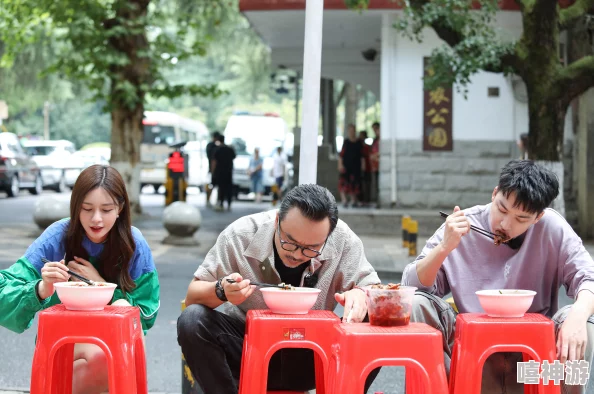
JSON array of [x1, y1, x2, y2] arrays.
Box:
[[0, 218, 160, 334]]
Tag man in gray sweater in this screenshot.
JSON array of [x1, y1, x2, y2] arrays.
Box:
[[402, 159, 594, 393]]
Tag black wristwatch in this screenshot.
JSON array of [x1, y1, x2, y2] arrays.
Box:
[[215, 278, 228, 302]]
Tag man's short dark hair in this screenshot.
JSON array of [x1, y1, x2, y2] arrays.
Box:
[[212, 131, 221, 139], [497, 160, 559, 214], [372, 122, 380, 128], [279, 184, 339, 234]]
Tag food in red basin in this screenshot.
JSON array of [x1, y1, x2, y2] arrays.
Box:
[[367, 283, 417, 327]]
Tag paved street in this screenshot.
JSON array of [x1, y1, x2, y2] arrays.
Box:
[[0, 189, 588, 393]]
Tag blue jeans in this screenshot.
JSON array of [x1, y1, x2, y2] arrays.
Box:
[[251, 174, 263, 194], [275, 176, 284, 189]]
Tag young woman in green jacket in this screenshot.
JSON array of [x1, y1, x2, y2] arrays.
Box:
[[0, 164, 160, 394]]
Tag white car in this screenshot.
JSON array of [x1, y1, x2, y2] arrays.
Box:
[[22, 140, 76, 193], [65, 148, 111, 188]]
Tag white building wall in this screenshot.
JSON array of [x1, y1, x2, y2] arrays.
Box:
[[378, 11, 573, 209], [384, 12, 524, 142]]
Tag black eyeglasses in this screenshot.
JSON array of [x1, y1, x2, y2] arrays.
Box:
[[277, 222, 327, 258]]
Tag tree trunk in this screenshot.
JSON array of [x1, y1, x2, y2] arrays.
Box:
[[576, 88, 594, 239], [568, 17, 594, 239], [110, 106, 144, 214], [526, 94, 567, 217], [106, 0, 150, 214], [534, 160, 565, 217], [526, 94, 566, 162]]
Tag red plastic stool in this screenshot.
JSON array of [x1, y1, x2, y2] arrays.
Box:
[[449, 313, 559, 394], [30, 304, 147, 394], [238, 309, 340, 394], [329, 322, 449, 394]]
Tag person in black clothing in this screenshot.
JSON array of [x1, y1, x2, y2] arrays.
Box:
[[205, 131, 222, 206], [212, 135, 236, 211], [338, 124, 365, 208]]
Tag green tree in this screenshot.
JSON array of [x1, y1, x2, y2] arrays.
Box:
[[0, 0, 226, 212], [0, 38, 72, 121], [347, 0, 594, 214], [145, 8, 273, 131]]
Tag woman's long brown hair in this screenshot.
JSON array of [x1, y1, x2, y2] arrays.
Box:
[[64, 165, 136, 293]]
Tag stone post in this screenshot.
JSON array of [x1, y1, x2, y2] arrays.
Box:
[[33, 197, 70, 230], [162, 201, 201, 246]]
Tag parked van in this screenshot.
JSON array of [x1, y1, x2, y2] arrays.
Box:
[[223, 112, 292, 197]]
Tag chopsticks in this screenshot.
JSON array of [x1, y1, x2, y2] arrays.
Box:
[[40, 257, 96, 286], [225, 278, 293, 290], [438, 211, 496, 241]]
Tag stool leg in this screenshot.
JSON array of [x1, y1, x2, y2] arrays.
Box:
[[238, 346, 268, 394], [30, 341, 74, 394], [52, 343, 74, 394], [105, 344, 138, 393], [450, 349, 482, 394], [522, 353, 538, 394], [448, 342, 460, 394], [405, 368, 424, 394], [521, 353, 560, 394], [134, 337, 148, 394], [31, 342, 50, 394], [314, 351, 326, 394]]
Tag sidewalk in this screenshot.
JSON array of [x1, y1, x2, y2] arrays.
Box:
[[359, 234, 429, 273]]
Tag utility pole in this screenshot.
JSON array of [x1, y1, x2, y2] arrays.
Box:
[[298, 0, 324, 185], [43, 101, 50, 140]]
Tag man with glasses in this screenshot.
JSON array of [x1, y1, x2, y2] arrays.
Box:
[[178, 184, 381, 394]]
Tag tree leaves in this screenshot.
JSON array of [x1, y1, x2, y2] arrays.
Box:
[[345, 0, 594, 160], [0, 0, 226, 114], [391, 0, 514, 95]]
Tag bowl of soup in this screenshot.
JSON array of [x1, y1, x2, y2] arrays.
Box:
[[260, 287, 321, 314], [475, 289, 537, 317], [54, 282, 117, 311], [367, 283, 417, 327]]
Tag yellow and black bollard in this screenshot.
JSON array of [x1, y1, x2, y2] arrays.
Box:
[[271, 184, 279, 206], [181, 300, 203, 394], [408, 220, 418, 257], [401, 216, 411, 249], [166, 143, 188, 206]]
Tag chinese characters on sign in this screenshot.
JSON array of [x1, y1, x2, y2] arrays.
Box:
[[423, 57, 453, 152], [517, 360, 590, 386]]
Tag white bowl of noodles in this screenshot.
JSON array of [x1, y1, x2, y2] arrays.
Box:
[[475, 289, 536, 317], [260, 287, 321, 314], [54, 282, 117, 311]]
